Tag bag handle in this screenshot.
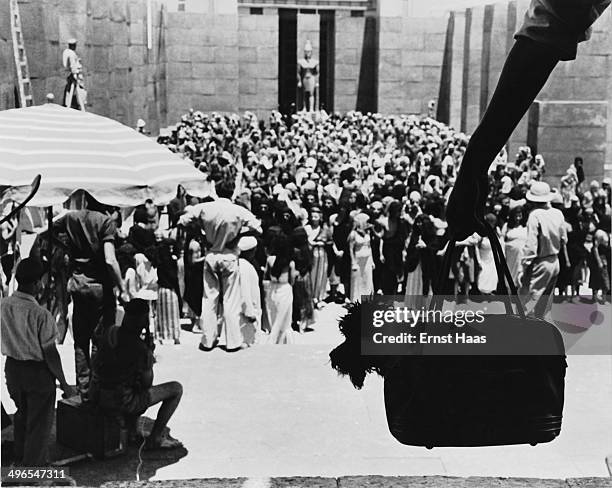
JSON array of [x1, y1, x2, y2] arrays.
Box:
[[431, 224, 525, 319], [484, 222, 526, 319], [434, 237, 455, 297]]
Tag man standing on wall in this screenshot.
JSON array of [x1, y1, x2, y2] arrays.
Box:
[[62, 38, 86, 111]]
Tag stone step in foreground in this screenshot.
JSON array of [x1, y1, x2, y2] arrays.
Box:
[[18, 475, 608, 488]]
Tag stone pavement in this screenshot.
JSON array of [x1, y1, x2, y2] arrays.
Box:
[[2, 303, 611, 487], [92, 476, 608, 487], [12, 476, 612, 487]]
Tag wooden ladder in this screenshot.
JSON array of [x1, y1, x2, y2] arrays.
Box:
[[9, 0, 34, 107]]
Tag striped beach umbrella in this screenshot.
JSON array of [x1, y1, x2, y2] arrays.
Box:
[[0, 104, 212, 207]]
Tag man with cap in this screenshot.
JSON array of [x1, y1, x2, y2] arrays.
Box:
[[1, 258, 76, 466], [518, 181, 568, 320], [62, 38, 85, 110]]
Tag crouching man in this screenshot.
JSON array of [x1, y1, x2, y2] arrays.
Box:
[[1, 258, 76, 466], [89, 302, 183, 450]]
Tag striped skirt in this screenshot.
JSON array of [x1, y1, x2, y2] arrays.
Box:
[[309, 246, 329, 303], [156, 287, 181, 342]]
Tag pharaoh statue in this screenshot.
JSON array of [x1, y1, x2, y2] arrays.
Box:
[[297, 40, 319, 112]]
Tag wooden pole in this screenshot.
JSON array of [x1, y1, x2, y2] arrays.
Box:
[[46, 206, 53, 310]]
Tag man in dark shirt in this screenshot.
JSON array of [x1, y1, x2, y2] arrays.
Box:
[[53, 195, 126, 401], [90, 309, 183, 449]]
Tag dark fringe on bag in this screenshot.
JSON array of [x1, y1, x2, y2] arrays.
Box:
[[329, 300, 387, 390]]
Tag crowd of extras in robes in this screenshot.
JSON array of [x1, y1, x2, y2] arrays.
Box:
[[1, 110, 611, 350]]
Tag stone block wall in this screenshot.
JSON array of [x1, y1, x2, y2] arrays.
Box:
[[608, 28, 612, 178], [463, 6, 484, 133], [238, 7, 278, 117], [533, 7, 612, 182], [448, 10, 465, 130], [0, 1, 17, 110], [443, 0, 611, 182], [334, 10, 365, 113], [377, 1, 446, 115], [164, 9, 239, 123], [531, 101, 608, 182]]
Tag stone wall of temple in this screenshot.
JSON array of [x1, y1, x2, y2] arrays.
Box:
[[1, 0, 610, 181], [441, 0, 612, 182], [0, 1, 17, 110], [237, 6, 278, 117]]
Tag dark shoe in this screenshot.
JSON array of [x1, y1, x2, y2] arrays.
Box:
[[198, 343, 213, 352], [144, 433, 183, 450]]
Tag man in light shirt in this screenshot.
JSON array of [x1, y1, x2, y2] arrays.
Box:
[[1, 258, 76, 466], [518, 182, 568, 320], [179, 180, 262, 351]]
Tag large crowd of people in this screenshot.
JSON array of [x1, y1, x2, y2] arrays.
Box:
[[2, 109, 611, 350], [155, 110, 611, 329]]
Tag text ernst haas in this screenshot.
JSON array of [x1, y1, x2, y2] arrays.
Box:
[[420, 332, 486, 344], [371, 332, 487, 344]]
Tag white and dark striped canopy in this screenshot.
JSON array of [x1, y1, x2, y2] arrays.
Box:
[[0, 104, 211, 207]]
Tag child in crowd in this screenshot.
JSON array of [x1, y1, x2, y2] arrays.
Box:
[[122, 250, 158, 334], [151, 231, 182, 345]]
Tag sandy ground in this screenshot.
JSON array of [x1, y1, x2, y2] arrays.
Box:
[[1, 301, 611, 486]]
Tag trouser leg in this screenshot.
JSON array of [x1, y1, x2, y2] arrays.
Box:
[[22, 389, 55, 466], [221, 255, 243, 350], [524, 257, 559, 320], [5, 360, 55, 466], [5, 369, 25, 464], [201, 255, 221, 348], [71, 294, 100, 399], [534, 259, 559, 321]]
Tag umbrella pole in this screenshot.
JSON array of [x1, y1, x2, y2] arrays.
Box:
[[46, 206, 53, 309]]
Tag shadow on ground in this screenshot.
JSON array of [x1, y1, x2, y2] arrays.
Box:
[[2, 415, 187, 487]]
